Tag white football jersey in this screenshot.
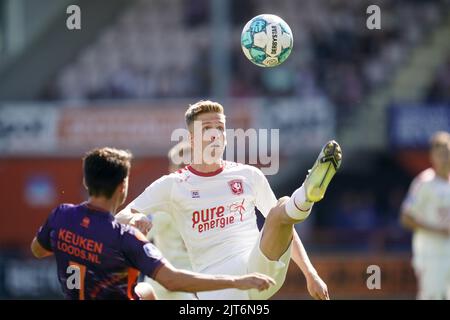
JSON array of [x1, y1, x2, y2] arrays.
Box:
[[402, 168, 450, 258], [127, 161, 277, 271], [147, 212, 192, 270]]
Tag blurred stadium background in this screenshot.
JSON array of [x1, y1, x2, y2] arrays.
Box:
[[0, 0, 449, 299]]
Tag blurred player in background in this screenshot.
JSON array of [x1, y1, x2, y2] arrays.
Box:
[[401, 131, 450, 299], [145, 141, 196, 300], [30, 147, 275, 299], [117, 100, 342, 300]]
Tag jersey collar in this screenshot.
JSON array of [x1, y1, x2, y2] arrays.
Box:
[[187, 163, 225, 177], [83, 202, 114, 219]]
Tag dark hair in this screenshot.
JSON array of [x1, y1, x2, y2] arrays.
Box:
[[83, 147, 132, 199]]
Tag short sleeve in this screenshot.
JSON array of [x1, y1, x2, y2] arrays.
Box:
[[36, 206, 59, 251], [252, 167, 277, 217], [121, 227, 167, 279], [402, 179, 428, 219], [128, 175, 172, 215]]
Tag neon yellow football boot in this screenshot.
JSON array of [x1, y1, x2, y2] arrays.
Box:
[[304, 140, 342, 202]]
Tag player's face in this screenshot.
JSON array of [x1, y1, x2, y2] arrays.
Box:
[[190, 112, 226, 163], [430, 145, 450, 172]]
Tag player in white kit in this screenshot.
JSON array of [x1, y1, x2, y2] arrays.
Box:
[[144, 141, 196, 300], [401, 131, 450, 299], [117, 100, 342, 300]]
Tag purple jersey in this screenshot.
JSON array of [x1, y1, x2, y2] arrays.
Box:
[[36, 202, 166, 300]]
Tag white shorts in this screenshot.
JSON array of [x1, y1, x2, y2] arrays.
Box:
[[196, 231, 292, 300], [413, 256, 450, 300]]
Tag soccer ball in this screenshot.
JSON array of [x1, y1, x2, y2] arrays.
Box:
[[241, 14, 293, 67]]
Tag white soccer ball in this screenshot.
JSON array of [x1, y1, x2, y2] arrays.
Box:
[[241, 14, 294, 67]]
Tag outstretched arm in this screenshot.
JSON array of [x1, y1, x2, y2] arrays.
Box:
[[291, 230, 329, 300], [123, 227, 275, 294], [154, 263, 275, 293]]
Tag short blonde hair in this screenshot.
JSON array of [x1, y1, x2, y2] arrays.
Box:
[[185, 100, 225, 127]]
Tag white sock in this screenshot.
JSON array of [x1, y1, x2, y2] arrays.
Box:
[[285, 185, 313, 220]]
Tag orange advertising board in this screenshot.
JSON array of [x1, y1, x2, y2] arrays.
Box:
[[0, 157, 168, 249], [273, 254, 416, 299]]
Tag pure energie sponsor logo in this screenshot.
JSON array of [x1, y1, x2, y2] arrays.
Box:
[[191, 205, 235, 233]]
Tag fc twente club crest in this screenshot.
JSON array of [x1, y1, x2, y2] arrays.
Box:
[[228, 179, 244, 195]]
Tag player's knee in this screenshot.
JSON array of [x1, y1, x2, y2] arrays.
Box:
[[266, 197, 291, 225], [134, 282, 158, 300]]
